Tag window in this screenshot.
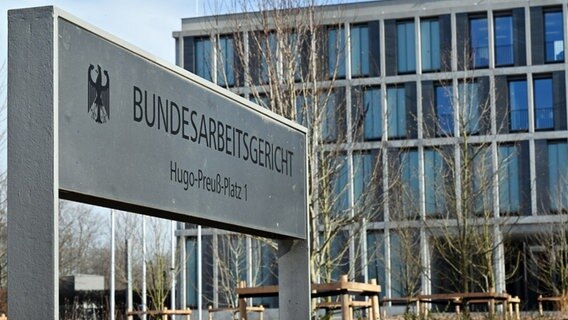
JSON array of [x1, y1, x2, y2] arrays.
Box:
[[353, 87, 381, 140], [332, 156, 349, 214], [534, 77, 554, 130], [322, 92, 340, 142], [397, 20, 416, 73], [354, 152, 381, 220], [328, 26, 346, 79], [194, 36, 212, 81], [470, 17, 489, 68], [351, 24, 370, 77], [327, 231, 349, 281], [400, 149, 420, 211], [548, 141, 568, 211], [259, 32, 277, 84], [387, 87, 407, 138], [436, 84, 453, 136], [424, 149, 446, 216], [421, 19, 441, 71], [544, 10, 564, 62], [366, 232, 385, 287], [472, 146, 493, 214], [458, 81, 480, 134], [494, 15, 514, 66], [390, 231, 421, 297], [216, 35, 235, 86], [254, 241, 278, 306], [499, 144, 520, 214], [509, 79, 528, 131]]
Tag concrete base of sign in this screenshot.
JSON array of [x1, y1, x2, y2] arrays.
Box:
[[278, 239, 311, 319]]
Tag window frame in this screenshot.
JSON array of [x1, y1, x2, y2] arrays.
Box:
[[435, 83, 454, 136], [396, 20, 417, 74], [508, 78, 529, 132], [494, 13, 515, 67], [387, 86, 407, 139], [544, 9, 565, 63], [193, 36, 213, 82], [469, 16, 489, 68], [327, 25, 346, 79], [533, 76, 554, 131], [421, 18, 441, 72], [351, 23, 370, 78]]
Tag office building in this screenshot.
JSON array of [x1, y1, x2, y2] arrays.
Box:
[[173, 0, 568, 311]]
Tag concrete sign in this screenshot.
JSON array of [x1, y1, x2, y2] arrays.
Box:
[[8, 6, 310, 320], [58, 16, 306, 240]]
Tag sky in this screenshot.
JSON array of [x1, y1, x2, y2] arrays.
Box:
[[0, 0, 203, 66], [0, 0, 212, 175]]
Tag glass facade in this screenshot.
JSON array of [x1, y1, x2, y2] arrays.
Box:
[[421, 19, 440, 71], [472, 146, 493, 214], [399, 149, 420, 216], [494, 15, 514, 66], [333, 156, 349, 213], [544, 10, 564, 63], [548, 141, 568, 211], [258, 32, 277, 84], [436, 84, 453, 135], [328, 26, 346, 79], [353, 152, 381, 220], [534, 77, 554, 130], [216, 35, 235, 87], [424, 149, 446, 216], [499, 144, 520, 214], [458, 81, 480, 134], [366, 232, 386, 290], [194, 36, 212, 81], [177, 1, 568, 309], [509, 79, 528, 131], [470, 17, 489, 68], [322, 91, 340, 142], [353, 87, 382, 140], [351, 24, 370, 77], [387, 86, 406, 138], [397, 20, 416, 73]]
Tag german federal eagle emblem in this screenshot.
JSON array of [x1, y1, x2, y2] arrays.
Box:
[[88, 64, 110, 123]]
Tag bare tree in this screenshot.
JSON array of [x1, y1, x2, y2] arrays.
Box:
[[143, 217, 181, 312], [420, 52, 518, 294], [388, 204, 423, 298], [210, 234, 277, 308], [58, 201, 104, 276], [212, 0, 385, 285], [529, 182, 568, 312]]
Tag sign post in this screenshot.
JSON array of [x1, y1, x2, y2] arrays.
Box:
[[8, 6, 309, 319]]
